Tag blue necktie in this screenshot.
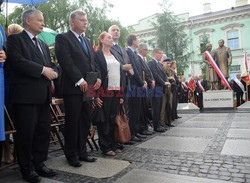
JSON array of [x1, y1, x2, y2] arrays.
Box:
[[79, 36, 89, 56]]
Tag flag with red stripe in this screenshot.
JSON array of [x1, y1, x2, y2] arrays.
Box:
[[241, 51, 250, 84], [204, 51, 232, 90], [197, 81, 205, 93], [188, 78, 196, 92]]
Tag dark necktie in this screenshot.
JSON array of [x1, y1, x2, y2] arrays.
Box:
[[32, 37, 48, 66], [79, 36, 89, 56], [32, 37, 43, 55]]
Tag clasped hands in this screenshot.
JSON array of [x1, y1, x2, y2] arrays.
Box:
[[42, 67, 58, 80], [79, 78, 101, 92], [123, 64, 134, 76], [165, 81, 171, 88]]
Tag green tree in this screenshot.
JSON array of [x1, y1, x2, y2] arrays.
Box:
[[7, 0, 131, 46], [199, 34, 210, 76], [153, 0, 189, 75]]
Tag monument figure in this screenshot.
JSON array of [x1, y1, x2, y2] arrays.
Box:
[[203, 43, 219, 90], [213, 39, 232, 89]]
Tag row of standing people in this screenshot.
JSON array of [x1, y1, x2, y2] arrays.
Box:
[[2, 9, 182, 183]]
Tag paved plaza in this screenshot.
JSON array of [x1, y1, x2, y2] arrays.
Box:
[[1, 112, 250, 182]]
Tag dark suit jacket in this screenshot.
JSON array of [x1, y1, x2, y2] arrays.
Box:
[[201, 79, 208, 91], [137, 55, 154, 86], [55, 30, 96, 95], [94, 50, 125, 96], [7, 30, 52, 104], [126, 48, 144, 87], [233, 79, 245, 93], [148, 59, 167, 87], [110, 44, 130, 65]]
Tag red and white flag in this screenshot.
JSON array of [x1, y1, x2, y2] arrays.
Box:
[[197, 81, 205, 93], [181, 82, 188, 91], [204, 51, 232, 90], [241, 51, 250, 84], [188, 78, 196, 92]]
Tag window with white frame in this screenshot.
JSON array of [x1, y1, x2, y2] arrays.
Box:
[[227, 30, 239, 50]]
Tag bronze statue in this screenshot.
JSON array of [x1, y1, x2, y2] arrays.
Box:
[[213, 39, 232, 78], [203, 43, 219, 90]]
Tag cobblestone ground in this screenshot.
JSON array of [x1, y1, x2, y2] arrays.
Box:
[[1, 112, 250, 183]]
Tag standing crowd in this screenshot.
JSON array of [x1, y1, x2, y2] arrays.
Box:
[[0, 9, 188, 183]]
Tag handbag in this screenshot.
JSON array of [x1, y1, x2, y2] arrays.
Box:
[[114, 104, 131, 143]]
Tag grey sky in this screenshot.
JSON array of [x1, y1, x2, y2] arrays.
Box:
[[105, 0, 236, 26]]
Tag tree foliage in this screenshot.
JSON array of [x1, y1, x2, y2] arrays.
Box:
[[199, 34, 210, 76], [4, 0, 130, 46], [153, 0, 190, 75]]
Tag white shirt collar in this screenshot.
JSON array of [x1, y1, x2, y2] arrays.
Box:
[[128, 46, 136, 52], [24, 29, 37, 40], [70, 30, 82, 41], [153, 58, 159, 63], [138, 54, 144, 60]]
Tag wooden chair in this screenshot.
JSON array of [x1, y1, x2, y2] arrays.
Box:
[[50, 98, 66, 154], [0, 106, 17, 170], [50, 98, 99, 153]]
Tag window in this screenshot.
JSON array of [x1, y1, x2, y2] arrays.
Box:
[[230, 65, 240, 72], [227, 30, 239, 49]]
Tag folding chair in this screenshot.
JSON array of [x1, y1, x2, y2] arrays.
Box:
[[50, 98, 66, 154], [0, 106, 16, 169]]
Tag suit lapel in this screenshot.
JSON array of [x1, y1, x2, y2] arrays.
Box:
[[68, 31, 89, 58], [22, 31, 46, 65], [99, 51, 108, 75]]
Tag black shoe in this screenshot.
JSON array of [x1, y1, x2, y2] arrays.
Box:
[[79, 156, 97, 162], [124, 140, 136, 145], [131, 136, 143, 142], [67, 159, 82, 167], [22, 171, 41, 183], [154, 127, 165, 132], [139, 131, 153, 135], [136, 133, 147, 139], [35, 165, 57, 177], [176, 116, 182, 119], [116, 143, 124, 150]]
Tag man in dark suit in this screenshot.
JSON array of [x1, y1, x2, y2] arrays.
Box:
[[55, 10, 100, 167], [195, 76, 205, 110], [179, 76, 189, 103], [7, 9, 57, 182], [137, 43, 154, 135], [126, 35, 146, 142], [148, 48, 170, 132], [233, 73, 245, 107]]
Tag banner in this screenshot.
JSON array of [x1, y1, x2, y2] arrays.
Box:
[[204, 51, 232, 90], [241, 51, 250, 84], [188, 78, 196, 92]]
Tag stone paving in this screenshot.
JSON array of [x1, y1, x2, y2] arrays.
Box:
[[1, 112, 250, 182]]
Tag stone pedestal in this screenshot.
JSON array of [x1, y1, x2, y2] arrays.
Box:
[[203, 90, 234, 109]]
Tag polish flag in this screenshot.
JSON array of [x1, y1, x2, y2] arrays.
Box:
[[197, 81, 205, 93], [188, 78, 196, 92], [241, 51, 250, 84], [204, 51, 232, 90]]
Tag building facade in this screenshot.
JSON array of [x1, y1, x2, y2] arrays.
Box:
[[131, 0, 250, 79]]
